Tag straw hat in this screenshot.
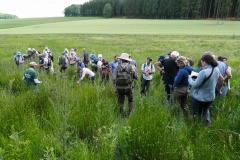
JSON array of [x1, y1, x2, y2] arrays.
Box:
[[118, 53, 132, 61]]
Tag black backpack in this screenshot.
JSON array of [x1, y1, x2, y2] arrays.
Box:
[[47, 57, 52, 66]]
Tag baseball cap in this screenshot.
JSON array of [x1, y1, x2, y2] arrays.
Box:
[[147, 56, 152, 61]]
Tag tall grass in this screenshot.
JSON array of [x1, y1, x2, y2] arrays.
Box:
[[0, 34, 239, 159]]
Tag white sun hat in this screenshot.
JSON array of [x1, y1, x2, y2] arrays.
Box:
[[118, 53, 132, 61]]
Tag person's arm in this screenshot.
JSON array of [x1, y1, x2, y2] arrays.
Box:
[[224, 69, 232, 81], [34, 79, 42, 84], [154, 61, 164, 74], [173, 71, 184, 88], [32, 72, 42, 84], [149, 64, 155, 74], [188, 70, 205, 88], [216, 74, 224, 92]]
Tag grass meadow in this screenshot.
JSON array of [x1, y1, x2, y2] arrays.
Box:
[[0, 18, 240, 159]]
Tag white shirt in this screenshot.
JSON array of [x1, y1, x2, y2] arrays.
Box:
[[81, 68, 95, 80], [141, 62, 155, 80]]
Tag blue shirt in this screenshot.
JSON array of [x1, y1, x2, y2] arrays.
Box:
[[217, 61, 227, 77], [77, 62, 85, 68], [109, 61, 118, 74], [188, 65, 220, 102], [173, 66, 192, 88]]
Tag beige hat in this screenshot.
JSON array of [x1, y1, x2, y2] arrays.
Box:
[[118, 53, 132, 61], [30, 62, 38, 66], [176, 56, 188, 65]]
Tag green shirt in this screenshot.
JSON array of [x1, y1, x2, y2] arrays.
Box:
[[24, 68, 37, 87]]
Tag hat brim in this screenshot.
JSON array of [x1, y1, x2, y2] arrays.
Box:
[[118, 57, 132, 61]]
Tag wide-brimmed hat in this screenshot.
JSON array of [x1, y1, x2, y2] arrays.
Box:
[[118, 53, 132, 61], [30, 62, 38, 66], [98, 54, 103, 58]]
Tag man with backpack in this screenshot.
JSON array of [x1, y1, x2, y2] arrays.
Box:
[[58, 52, 68, 73], [115, 53, 138, 118], [141, 57, 155, 97], [14, 51, 24, 67], [82, 48, 89, 68], [43, 54, 52, 73]]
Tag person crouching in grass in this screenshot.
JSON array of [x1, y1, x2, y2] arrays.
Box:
[[76, 67, 95, 84]]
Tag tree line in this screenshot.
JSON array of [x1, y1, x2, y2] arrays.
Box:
[[0, 13, 18, 19], [64, 0, 240, 19]]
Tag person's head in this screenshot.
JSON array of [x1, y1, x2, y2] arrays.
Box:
[[16, 51, 21, 56], [217, 56, 224, 61], [188, 59, 194, 67], [114, 55, 118, 62], [118, 53, 131, 63], [170, 51, 179, 59], [200, 52, 218, 67], [222, 57, 228, 65], [175, 56, 189, 68], [147, 56, 152, 64], [82, 48, 86, 52], [29, 62, 38, 69], [77, 67, 82, 72], [76, 58, 81, 63], [38, 54, 43, 58], [98, 54, 103, 61]]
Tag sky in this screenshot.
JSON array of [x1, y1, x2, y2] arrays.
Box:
[[0, 0, 88, 18]]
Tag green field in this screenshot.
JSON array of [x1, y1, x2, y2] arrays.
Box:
[[0, 18, 239, 159], [0, 18, 240, 35]]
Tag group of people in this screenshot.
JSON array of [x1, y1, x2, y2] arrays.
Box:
[[154, 51, 232, 126], [19, 47, 232, 124]]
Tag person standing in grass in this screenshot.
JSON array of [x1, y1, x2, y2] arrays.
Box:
[[115, 53, 138, 118], [155, 51, 179, 105], [109, 55, 119, 85], [82, 48, 89, 68], [23, 62, 42, 93], [216, 56, 232, 98], [14, 51, 24, 67], [173, 56, 193, 120], [140, 57, 155, 97], [76, 67, 95, 84], [188, 53, 224, 126], [58, 52, 68, 73]]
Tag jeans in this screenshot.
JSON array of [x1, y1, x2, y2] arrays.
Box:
[[219, 85, 228, 98], [141, 78, 151, 96], [192, 97, 213, 126]]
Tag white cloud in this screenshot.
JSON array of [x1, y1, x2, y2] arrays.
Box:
[[0, 0, 88, 18]]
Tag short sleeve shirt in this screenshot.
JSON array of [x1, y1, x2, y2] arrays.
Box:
[[24, 68, 37, 87]]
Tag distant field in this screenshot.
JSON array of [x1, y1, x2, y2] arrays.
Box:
[[0, 18, 239, 35]]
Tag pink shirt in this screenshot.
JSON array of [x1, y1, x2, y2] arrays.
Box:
[[81, 68, 95, 80]]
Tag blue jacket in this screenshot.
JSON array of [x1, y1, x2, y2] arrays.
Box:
[[188, 65, 220, 102], [173, 65, 193, 88]]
